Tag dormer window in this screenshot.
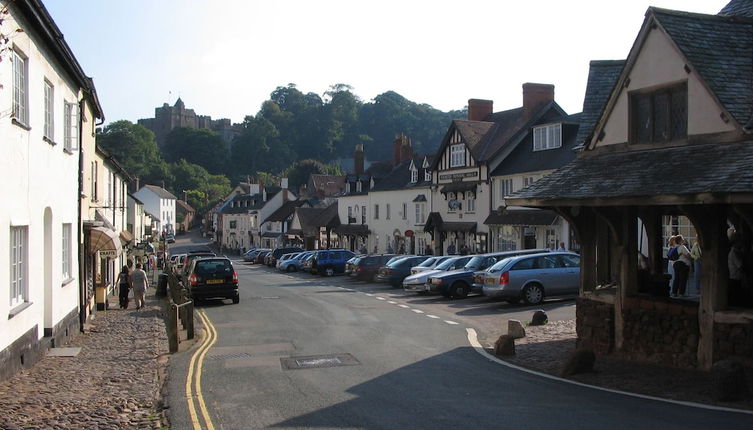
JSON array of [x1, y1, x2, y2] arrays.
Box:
[[411, 168, 418, 183], [346, 182, 351, 193], [533, 124, 562, 151], [370, 178, 375, 189], [450, 144, 465, 167], [425, 169, 431, 182], [356, 181, 362, 192]]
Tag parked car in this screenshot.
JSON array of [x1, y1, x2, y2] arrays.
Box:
[[254, 250, 272, 264], [403, 256, 473, 293], [165, 233, 175, 244], [427, 249, 549, 299], [480, 252, 580, 305], [275, 252, 300, 269], [278, 251, 312, 272], [266, 246, 304, 267], [349, 254, 396, 281], [180, 252, 216, 280], [409, 256, 451, 275], [185, 257, 239, 304], [375, 255, 431, 287], [310, 249, 356, 276], [300, 252, 316, 272], [243, 249, 260, 262]]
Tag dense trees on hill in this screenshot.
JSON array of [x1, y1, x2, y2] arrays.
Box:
[[97, 85, 464, 220]]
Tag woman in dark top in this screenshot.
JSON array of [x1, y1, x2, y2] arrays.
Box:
[[116, 265, 132, 309]]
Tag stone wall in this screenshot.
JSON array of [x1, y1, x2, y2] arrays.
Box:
[[621, 297, 699, 368], [714, 322, 753, 366], [576, 298, 614, 354]]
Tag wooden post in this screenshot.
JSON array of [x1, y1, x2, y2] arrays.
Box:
[[167, 303, 178, 353], [696, 206, 728, 369], [615, 208, 638, 351], [186, 302, 194, 340]]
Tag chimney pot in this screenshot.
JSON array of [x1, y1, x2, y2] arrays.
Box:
[[354, 145, 364, 175], [468, 99, 493, 121]]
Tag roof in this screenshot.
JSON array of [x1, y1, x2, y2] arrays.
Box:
[[219, 193, 268, 214], [139, 184, 177, 200], [310, 175, 346, 197], [12, 0, 104, 120], [506, 141, 753, 206], [370, 157, 433, 192], [176, 200, 195, 213], [719, 0, 753, 18], [264, 200, 305, 223], [484, 209, 558, 226], [295, 203, 340, 233], [128, 193, 144, 205], [423, 212, 476, 233], [650, 7, 753, 127], [574, 60, 625, 149]]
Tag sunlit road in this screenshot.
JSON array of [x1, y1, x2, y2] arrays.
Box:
[[165, 233, 752, 429]]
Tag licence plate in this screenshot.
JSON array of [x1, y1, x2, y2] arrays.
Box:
[[473, 276, 481, 283], [485, 278, 496, 284], [207, 279, 223, 285]]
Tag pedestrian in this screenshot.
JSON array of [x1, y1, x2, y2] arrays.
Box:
[[460, 244, 469, 255], [359, 244, 367, 255], [130, 263, 149, 310], [424, 244, 433, 255], [116, 265, 132, 309], [690, 239, 702, 294], [373, 245, 378, 254], [557, 242, 567, 252], [447, 243, 456, 255], [671, 235, 691, 297], [387, 243, 394, 254], [398, 242, 406, 254], [666, 235, 676, 290]]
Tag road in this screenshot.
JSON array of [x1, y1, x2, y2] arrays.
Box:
[[165, 233, 752, 429]]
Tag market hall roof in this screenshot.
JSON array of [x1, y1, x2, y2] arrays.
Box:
[[506, 142, 753, 207], [574, 60, 625, 150]]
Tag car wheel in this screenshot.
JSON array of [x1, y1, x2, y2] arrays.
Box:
[[232, 294, 240, 304], [286, 265, 294, 272], [451, 282, 469, 299], [325, 266, 335, 277], [440, 289, 451, 298], [522, 284, 544, 305]]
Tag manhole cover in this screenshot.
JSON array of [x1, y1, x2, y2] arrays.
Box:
[[280, 353, 360, 370]]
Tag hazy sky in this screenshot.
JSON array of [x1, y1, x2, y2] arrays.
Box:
[[43, 0, 730, 126]]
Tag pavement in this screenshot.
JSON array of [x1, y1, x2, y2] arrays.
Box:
[[0, 275, 169, 430]]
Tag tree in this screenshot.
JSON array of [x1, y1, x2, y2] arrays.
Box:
[[96, 120, 165, 184], [163, 127, 230, 176], [282, 159, 342, 191]]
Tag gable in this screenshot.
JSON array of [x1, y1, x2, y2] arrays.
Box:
[[593, 11, 741, 149], [436, 127, 477, 170]]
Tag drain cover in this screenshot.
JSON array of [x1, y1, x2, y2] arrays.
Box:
[[280, 353, 360, 370]]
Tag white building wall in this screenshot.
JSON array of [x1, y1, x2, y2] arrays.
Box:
[[368, 187, 431, 254]]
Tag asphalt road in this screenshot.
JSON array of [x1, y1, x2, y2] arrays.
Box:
[[165, 234, 753, 429]]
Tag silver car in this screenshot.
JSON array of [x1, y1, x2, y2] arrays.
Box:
[[409, 256, 452, 276], [480, 252, 580, 305], [403, 256, 473, 293]]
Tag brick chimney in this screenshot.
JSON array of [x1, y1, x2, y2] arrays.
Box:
[[522, 83, 555, 119], [134, 176, 140, 193], [468, 99, 493, 121], [354, 144, 364, 175], [280, 178, 289, 202], [393, 133, 414, 166]]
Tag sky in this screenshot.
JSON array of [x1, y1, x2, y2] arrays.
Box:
[[43, 0, 731, 126]]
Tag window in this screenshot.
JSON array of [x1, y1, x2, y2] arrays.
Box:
[[386, 204, 391, 220], [91, 161, 98, 201], [374, 204, 379, 220], [500, 178, 514, 198], [12, 50, 28, 125], [356, 181, 362, 192], [524, 176, 535, 187], [425, 169, 431, 182], [466, 197, 476, 212], [402, 203, 407, 220], [631, 84, 687, 144], [229, 220, 237, 229], [62, 224, 72, 279], [44, 81, 54, 140], [450, 144, 465, 167], [533, 124, 562, 151], [348, 206, 353, 222], [107, 171, 113, 207], [415, 203, 426, 224], [10, 226, 28, 307], [361, 206, 366, 224], [411, 168, 418, 183]]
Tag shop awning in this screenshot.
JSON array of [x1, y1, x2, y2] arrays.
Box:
[[484, 209, 558, 226], [262, 232, 282, 238], [89, 226, 123, 256], [440, 181, 480, 194], [119, 230, 134, 244], [334, 224, 371, 236], [440, 222, 477, 233]]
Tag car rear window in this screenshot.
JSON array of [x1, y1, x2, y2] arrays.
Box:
[[195, 260, 232, 276], [511, 257, 536, 271]]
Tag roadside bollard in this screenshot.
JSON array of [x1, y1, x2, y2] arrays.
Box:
[[186, 302, 194, 340], [167, 303, 178, 353]]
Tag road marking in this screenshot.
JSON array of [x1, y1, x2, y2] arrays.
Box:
[[398, 304, 410, 309], [427, 315, 440, 319], [376, 297, 386, 301], [185, 310, 218, 430], [411, 309, 424, 314], [387, 301, 397, 304], [464, 328, 753, 415], [444, 320, 459, 325], [365, 293, 374, 297]]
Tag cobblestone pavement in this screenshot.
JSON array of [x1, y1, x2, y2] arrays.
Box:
[[0, 292, 168, 429], [494, 319, 753, 411]]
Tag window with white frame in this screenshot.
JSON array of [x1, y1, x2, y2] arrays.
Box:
[[44, 81, 54, 140], [411, 168, 418, 183], [356, 181, 362, 192], [425, 169, 431, 182], [523, 176, 536, 187], [415, 203, 426, 224], [10, 226, 28, 307], [466, 196, 476, 212], [91, 161, 98, 201], [402, 203, 407, 220], [361, 205, 366, 224], [107, 171, 113, 207], [64, 101, 79, 151], [374, 204, 379, 220], [12, 50, 28, 125], [500, 178, 514, 198], [348, 206, 353, 221], [386, 204, 391, 220], [533, 124, 562, 151], [62, 223, 72, 279], [450, 144, 465, 167]]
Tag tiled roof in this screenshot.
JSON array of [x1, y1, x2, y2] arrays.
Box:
[[574, 60, 625, 149], [176, 200, 195, 213], [370, 157, 432, 192], [508, 142, 753, 203], [295, 203, 339, 232], [140, 185, 177, 200], [264, 200, 304, 223], [652, 7, 753, 126], [719, 0, 753, 18]]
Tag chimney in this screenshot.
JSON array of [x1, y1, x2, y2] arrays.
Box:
[[281, 178, 289, 202], [354, 144, 364, 175], [522, 83, 555, 119], [134, 176, 140, 192], [400, 136, 413, 163], [262, 186, 267, 202], [393, 133, 413, 166], [161, 180, 166, 189], [468, 99, 493, 121]]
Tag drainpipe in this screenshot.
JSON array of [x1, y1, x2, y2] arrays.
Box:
[[76, 98, 86, 331]]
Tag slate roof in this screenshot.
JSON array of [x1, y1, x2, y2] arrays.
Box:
[[651, 7, 753, 126], [719, 0, 753, 18], [176, 200, 195, 213], [140, 184, 177, 200], [295, 203, 340, 233], [370, 157, 433, 192], [507, 141, 753, 205], [491, 115, 581, 177], [574, 60, 625, 149], [219, 193, 267, 214], [310, 175, 346, 197], [264, 200, 305, 223]]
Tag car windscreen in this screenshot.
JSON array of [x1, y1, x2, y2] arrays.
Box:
[[435, 257, 462, 270], [195, 260, 232, 276], [386, 257, 409, 267], [416, 257, 437, 268], [464, 255, 487, 269]]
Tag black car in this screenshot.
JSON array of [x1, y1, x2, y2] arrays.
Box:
[[375, 255, 431, 287], [349, 254, 397, 281], [186, 257, 239, 303], [180, 252, 216, 280]]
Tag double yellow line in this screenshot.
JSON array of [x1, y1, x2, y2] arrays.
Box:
[[186, 310, 217, 430]]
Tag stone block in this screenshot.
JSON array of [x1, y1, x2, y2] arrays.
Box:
[[639, 299, 654, 310], [653, 301, 668, 311], [560, 349, 596, 376], [493, 335, 516, 356], [711, 360, 750, 401], [683, 305, 698, 316], [530, 310, 548, 326], [668, 304, 683, 316], [507, 319, 526, 339]]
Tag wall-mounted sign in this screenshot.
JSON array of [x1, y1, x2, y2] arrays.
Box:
[[448, 199, 462, 210], [439, 171, 479, 180], [98, 250, 118, 258]]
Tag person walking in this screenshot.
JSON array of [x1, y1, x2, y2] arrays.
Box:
[[671, 235, 692, 297], [130, 263, 149, 310], [424, 244, 433, 255], [116, 265, 132, 309], [447, 243, 456, 255], [666, 235, 677, 291]]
